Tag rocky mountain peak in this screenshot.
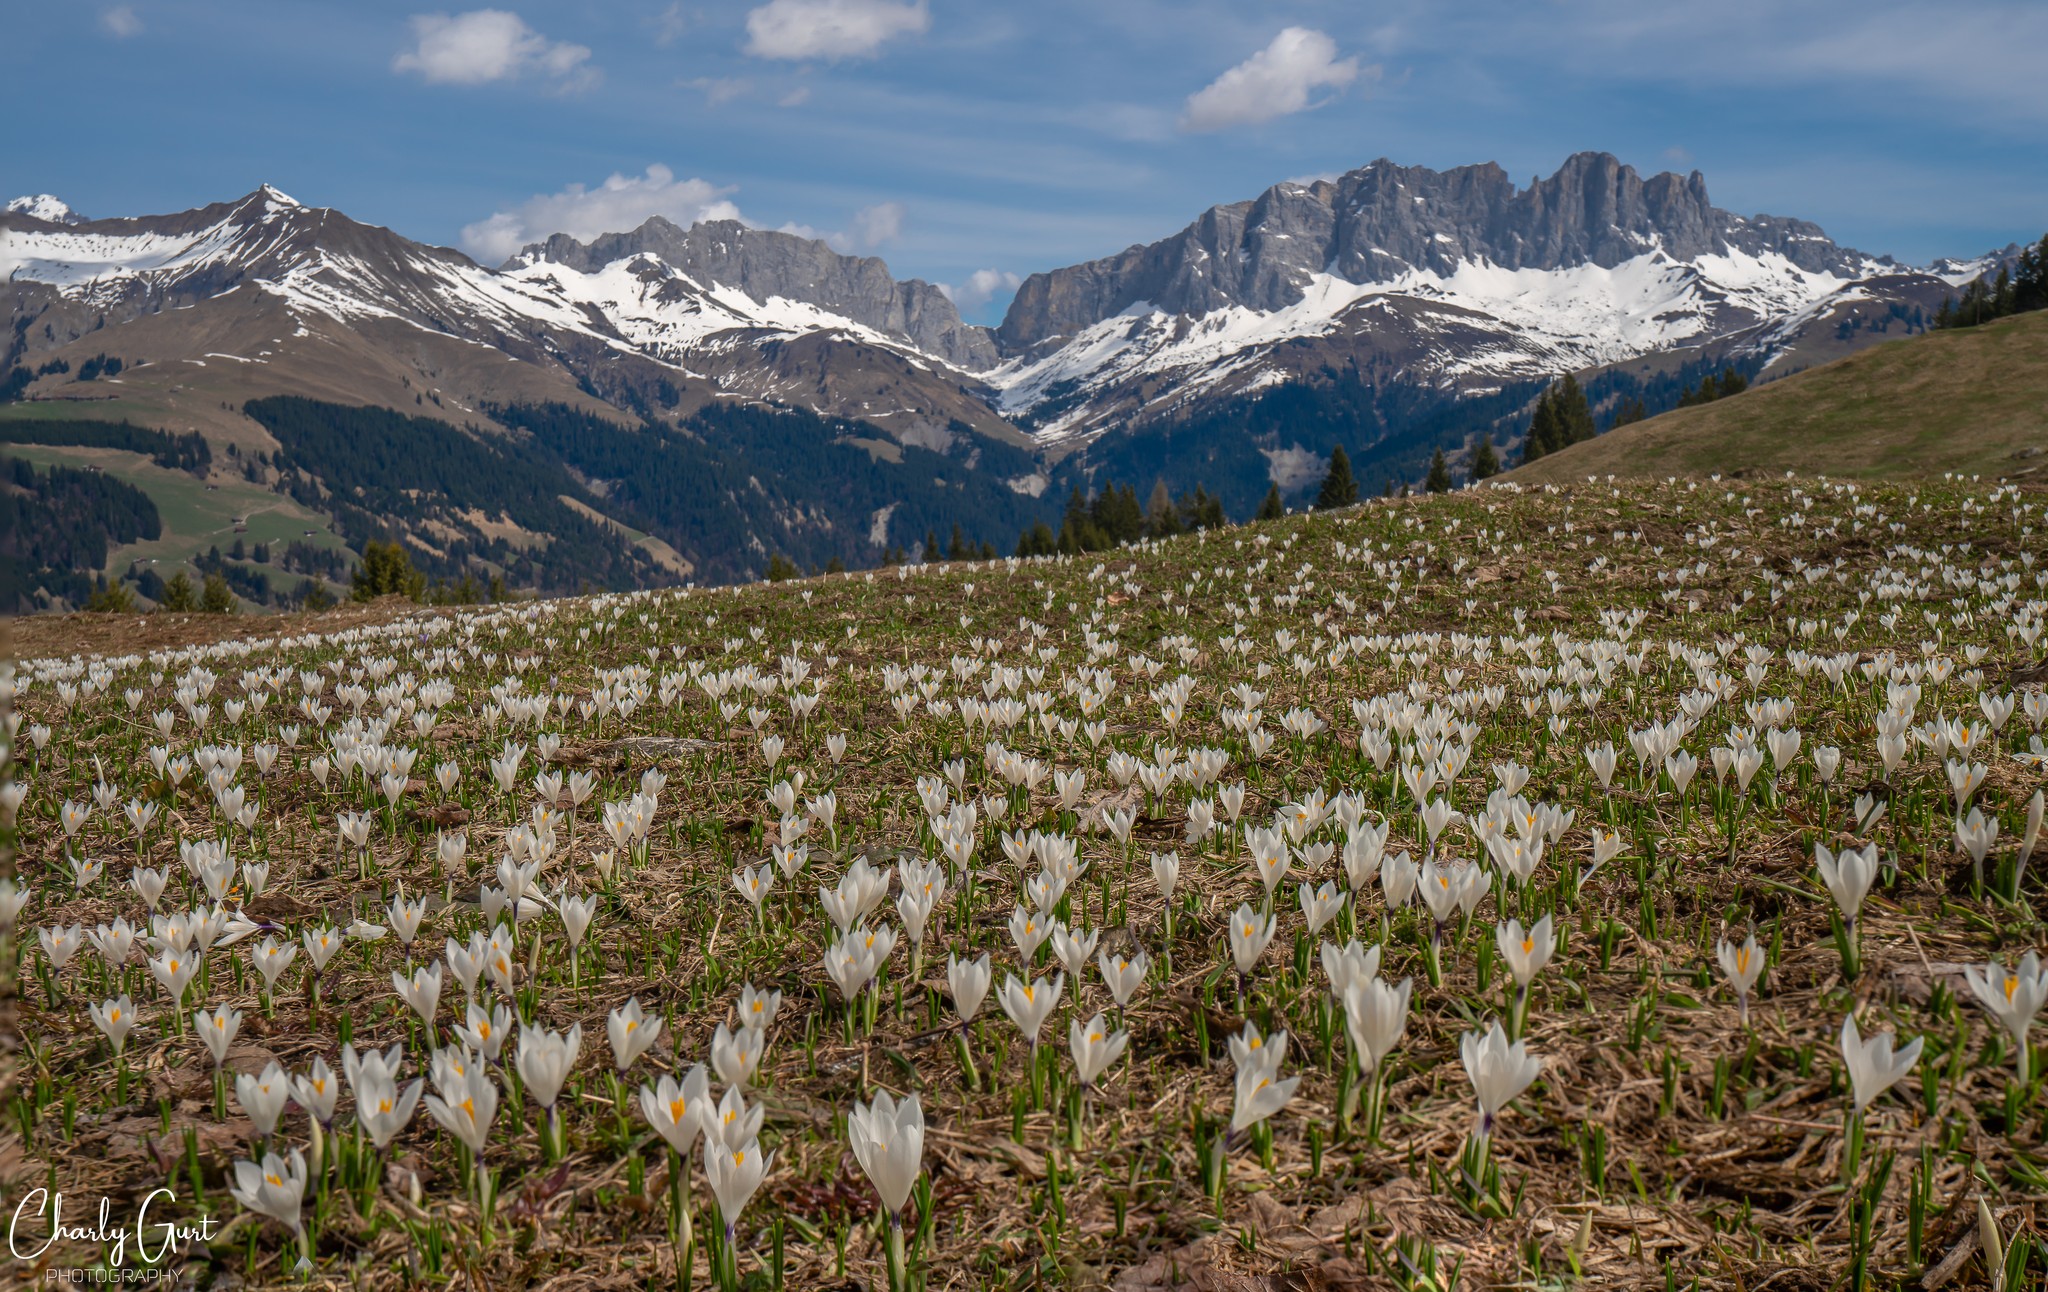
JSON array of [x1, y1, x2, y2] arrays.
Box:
[[511, 216, 998, 370], [3, 194, 85, 225], [996, 151, 1888, 352]]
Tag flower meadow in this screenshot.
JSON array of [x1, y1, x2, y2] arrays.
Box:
[[5, 474, 2047, 1290]]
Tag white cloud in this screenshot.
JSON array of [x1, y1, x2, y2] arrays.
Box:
[[654, 2, 687, 47], [935, 268, 1021, 311], [100, 5, 142, 37], [393, 9, 599, 91], [685, 76, 751, 105], [743, 0, 927, 60], [778, 85, 811, 108], [1179, 27, 1363, 133], [459, 164, 740, 263], [850, 201, 904, 248], [775, 203, 902, 253]]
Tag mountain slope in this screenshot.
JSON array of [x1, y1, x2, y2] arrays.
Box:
[[2, 158, 2028, 605], [509, 217, 996, 370], [987, 152, 1973, 447], [1506, 309, 2048, 482], [0, 187, 1016, 448]]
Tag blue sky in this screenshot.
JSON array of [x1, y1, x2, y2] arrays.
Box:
[[4, 0, 2044, 321]]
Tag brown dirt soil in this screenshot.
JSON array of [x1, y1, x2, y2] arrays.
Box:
[[3, 597, 440, 663]]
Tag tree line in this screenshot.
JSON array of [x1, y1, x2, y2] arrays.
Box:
[[1014, 480, 1230, 556], [1936, 233, 2048, 330], [0, 417, 212, 474], [0, 455, 162, 611]]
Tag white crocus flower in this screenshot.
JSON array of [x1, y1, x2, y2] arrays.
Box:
[[1496, 914, 1554, 989], [948, 952, 992, 1024], [515, 1022, 582, 1111], [423, 1061, 499, 1155], [1964, 952, 2048, 1083], [1716, 933, 1767, 1025], [1067, 1012, 1130, 1088], [1839, 1014, 1922, 1112], [703, 1136, 773, 1244], [1227, 903, 1277, 976], [1097, 948, 1149, 1007], [1459, 1020, 1542, 1139], [91, 995, 139, 1056], [711, 1021, 767, 1089], [235, 1061, 293, 1138], [1299, 880, 1344, 935], [391, 963, 442, 1029], [996, 971, 1063, 1048], [848, 1090, 925, 1223], [1815, 842, 1879, 928], [608, 996, 663, 1072], [640, 1064, 712, 1157], [228, 1148, 308, 1241], [1342, 975, 1413, 1073]]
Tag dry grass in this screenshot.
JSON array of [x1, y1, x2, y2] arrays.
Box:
[[1511, 310, 2048, 484], [4, 474, 2047, 1290]]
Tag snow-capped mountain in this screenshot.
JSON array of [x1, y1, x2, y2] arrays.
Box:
[[0, 184, 1013, 445], [506, 218, 995, 370], [4, 194, 84, 225], [0, 153, 2016, 556], [981, 152, 1971, 444]]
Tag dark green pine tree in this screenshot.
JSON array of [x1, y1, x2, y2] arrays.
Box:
[[1256, 483, 1285, 520], [1555, 373, 1596, 445], [2014, 235, 2048, 315], [157, 570, 199, 612], [1471, 434, 1500, 480], [1611, 397, 1647, 429], [1315, 445, 1359, 509], [1424, 447, 1452, 493], [1521, 387, 1561, 464], [1015, 520, 1057, 557]]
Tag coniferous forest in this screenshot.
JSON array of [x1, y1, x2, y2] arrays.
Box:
[[1935, 232, 2048, 329], [0, 455, 162, 610]]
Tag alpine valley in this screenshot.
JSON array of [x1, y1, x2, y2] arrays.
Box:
[[0, 152, 2009, 604]]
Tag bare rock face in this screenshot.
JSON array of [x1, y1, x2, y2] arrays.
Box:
[[513, 218, 999, 371], [996, 151, 1891, 352]]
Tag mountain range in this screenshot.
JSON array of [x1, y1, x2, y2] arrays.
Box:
[[0, 152, 2012, 597]]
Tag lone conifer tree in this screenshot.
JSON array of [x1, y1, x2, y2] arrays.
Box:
[[1424, 448, 1452, 493], [1471, 434, 1500, 480], [1522, 388, 1560, 464], [1256, 483, 1285, 520], [1555, 374, 1595, 445], [155, 573, 197, 614], [1522, 374, 1597, 464], [1315, 445, 1359, 509]]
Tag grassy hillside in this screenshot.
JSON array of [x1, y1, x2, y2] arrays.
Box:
[[1510, 308, 2048, 482], [11, 475, 2048, 1286]]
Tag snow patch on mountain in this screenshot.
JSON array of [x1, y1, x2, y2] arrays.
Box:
[[4, 195, 84, 225], [987, 244, 1886, 444], [500, 253, 932, 365], [1261, 445, 1325, 490], [867, 503, 896, 547]]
